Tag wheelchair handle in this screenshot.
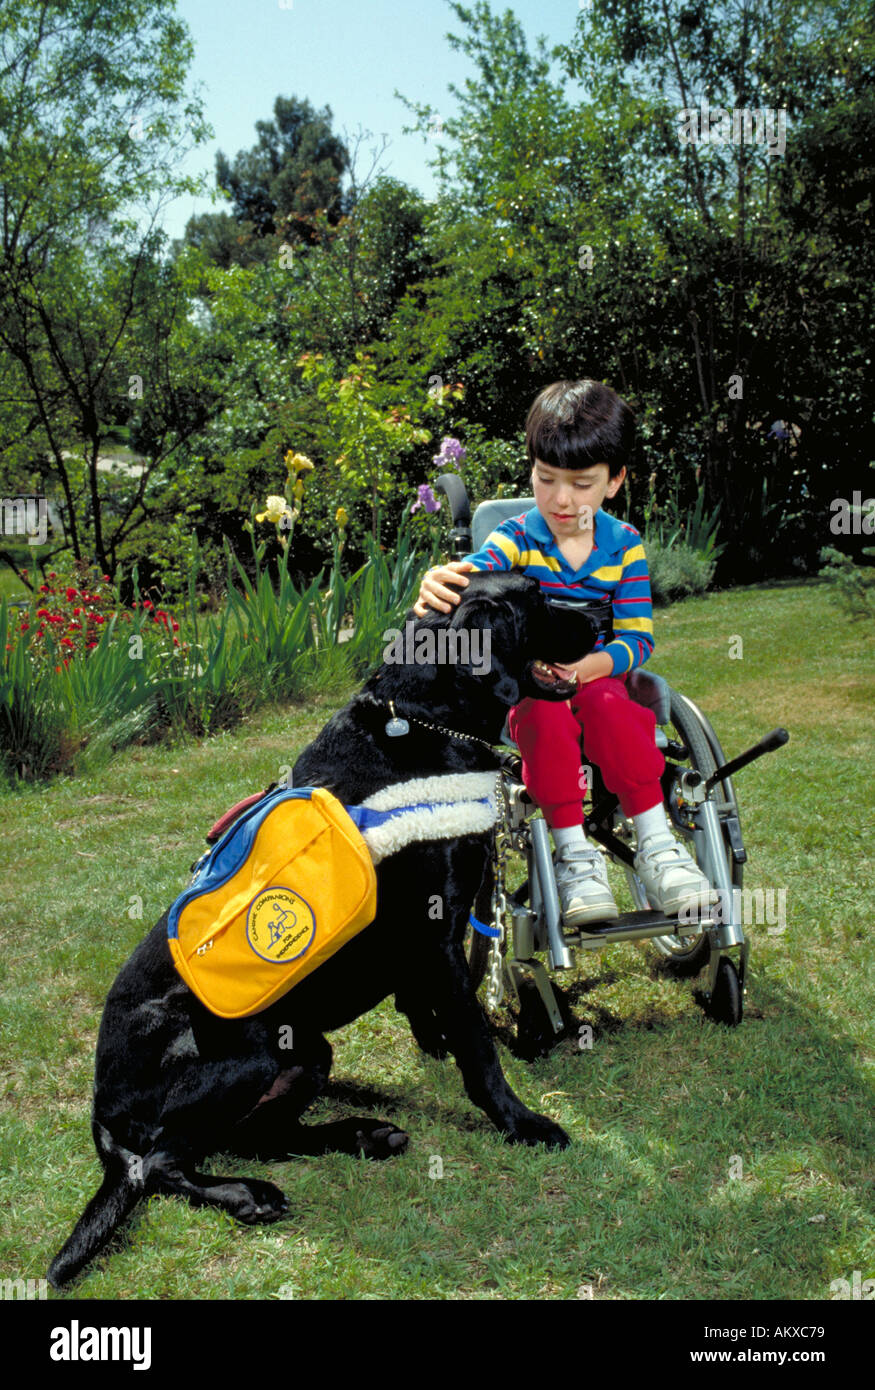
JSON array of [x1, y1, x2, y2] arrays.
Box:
[[704, 727, 789, 794], [433, 473, 472, 559]]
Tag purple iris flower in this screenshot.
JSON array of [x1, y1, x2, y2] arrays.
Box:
[[432, 436, 467, 467], [411, 483, 441, 514]]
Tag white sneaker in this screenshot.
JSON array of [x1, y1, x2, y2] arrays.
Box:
[[553, 844, 618, 927], [633, 834, 717, 917]]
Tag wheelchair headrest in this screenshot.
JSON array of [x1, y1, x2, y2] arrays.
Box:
[[471, 497, 536, 552]]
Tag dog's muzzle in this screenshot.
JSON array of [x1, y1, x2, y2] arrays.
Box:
[[528, 659, 579, 697]]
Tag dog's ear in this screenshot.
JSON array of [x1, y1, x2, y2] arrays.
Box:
[[448, 595, 520, 705]]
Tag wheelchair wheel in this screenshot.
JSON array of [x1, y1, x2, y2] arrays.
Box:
[[647, 690, 743, 978]]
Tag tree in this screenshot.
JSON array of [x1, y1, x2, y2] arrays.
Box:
[[284, 165, 430, 357], [556, 0, 875, 569], [0, 0, 211, 576], [178, 95, 351, 267], [393, 3, 594, 428], [391, 0, 875, 579]]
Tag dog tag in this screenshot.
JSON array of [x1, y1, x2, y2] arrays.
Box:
[[385, 716, 409, 737]]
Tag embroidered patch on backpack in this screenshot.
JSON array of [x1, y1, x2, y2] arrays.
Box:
[[245, 887, 316, 964]]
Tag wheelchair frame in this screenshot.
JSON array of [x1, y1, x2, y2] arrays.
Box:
[[433, 474, 788, 1040]]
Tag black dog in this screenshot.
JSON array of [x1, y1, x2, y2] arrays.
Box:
[[48, 570, 596, 1287]]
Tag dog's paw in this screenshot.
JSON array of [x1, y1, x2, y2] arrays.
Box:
[[504, 1112, 571, 1149], [223, 1178, 290, 1224], [353, 1121, 410, 1160]]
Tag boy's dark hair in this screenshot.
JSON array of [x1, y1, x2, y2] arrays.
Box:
[[525, 379, 635, 476]]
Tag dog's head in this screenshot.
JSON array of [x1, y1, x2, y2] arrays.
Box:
[[405, 570, 599, 712]]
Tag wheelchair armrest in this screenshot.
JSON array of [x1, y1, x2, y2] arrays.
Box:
[[626, 669, 672, 724]]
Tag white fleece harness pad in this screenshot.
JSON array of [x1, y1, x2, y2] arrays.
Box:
[[346, 772, 498, 865]]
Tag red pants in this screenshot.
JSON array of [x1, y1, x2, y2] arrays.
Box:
[[506, 677, 665, 827]]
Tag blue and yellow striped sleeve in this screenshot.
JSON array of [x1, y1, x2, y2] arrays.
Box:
[[462, 517, 523, 571], [599, 538, 655, 676]]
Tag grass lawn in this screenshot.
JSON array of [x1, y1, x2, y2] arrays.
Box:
[[0, 579, 872, 1300]]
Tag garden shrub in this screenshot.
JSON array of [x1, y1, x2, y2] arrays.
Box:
[[647, 540, 716, 605], [818, 546, 875, 621]]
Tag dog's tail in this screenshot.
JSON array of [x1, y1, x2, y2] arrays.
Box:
[[47, 1126, 144, 1289]]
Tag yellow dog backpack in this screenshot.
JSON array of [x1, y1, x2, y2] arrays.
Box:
[[167, 772, 500, 1020], [167, 786, 377, 1020]]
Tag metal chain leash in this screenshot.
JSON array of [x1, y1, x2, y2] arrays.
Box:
[[382, 700, 498, 754], [379, 699, 511, 1007], [486, 769, 510, 1010]]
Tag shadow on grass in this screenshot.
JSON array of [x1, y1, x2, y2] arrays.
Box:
[[41, 967, 873, 1297]]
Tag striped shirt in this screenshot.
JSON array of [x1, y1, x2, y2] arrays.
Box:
[[463, 506, 654, 676]]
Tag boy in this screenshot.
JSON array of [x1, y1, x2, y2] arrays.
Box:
[[413, 379, 713, 927]]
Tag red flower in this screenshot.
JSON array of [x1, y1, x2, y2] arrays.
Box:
[[102, 575, 111, 583], [36, 607, 50, 617], [39, 584, 49, 593], [143, 600, 153, 610], [86, 641, 99, 649], [19, 621, 29, 631], [91, 614, 106, 624], [171, 620, 179, 632], [48, 572, 57, 579], [66, 587, 77, 601], [60, 637, 75, 648]]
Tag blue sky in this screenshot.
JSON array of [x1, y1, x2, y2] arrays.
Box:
[[161, 0, 588, 243]]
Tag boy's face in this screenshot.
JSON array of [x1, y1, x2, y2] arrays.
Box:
[[531, 458, 626, 540]]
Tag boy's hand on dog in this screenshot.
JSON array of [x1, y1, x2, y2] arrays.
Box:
[[413, 561, 476, 616]]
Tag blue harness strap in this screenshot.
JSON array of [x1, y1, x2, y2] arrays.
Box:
[[469, 912, 501, 939], [345, 798, 493, 832]]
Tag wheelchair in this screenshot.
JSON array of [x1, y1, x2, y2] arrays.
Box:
[[433, 474, 789, 1047]]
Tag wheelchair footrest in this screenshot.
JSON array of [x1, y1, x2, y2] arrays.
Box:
[[568, 908, 715, 949]]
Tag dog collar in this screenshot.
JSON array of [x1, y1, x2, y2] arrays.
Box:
[[382, 700, 498, 754]]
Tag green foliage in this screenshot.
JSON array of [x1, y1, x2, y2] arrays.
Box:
[[189, 95, 350, 261], [0, 517, 427, 785], [639, 478, 722, 604], [646, 541, 716, 606], [0, 600, 70, 781], [389, 0, 875, 584], [0, 0, 208, 251], [0, 0, 212, 575], [3, 0, 874, 600], [440, 428, 531, 503], [642, 484, 724, 562], [818, 546, 875, 621], [296, 350, 431, 543]]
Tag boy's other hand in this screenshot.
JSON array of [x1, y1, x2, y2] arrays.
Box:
[[412, 561, 476, 617], [551, 650, 615, 687]]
